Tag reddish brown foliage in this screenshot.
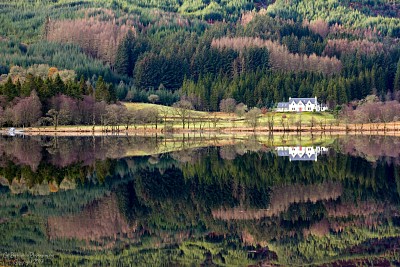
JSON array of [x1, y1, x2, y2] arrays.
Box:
[[47, 193, 133, 245], [303, 19, 330, 38], [211, 37, 342, 75], [47, 18, 135, 64], [324, 39, 384, 56], [212, 182, 342, 220]]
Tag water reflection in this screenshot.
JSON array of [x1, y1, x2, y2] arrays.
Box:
[[276, 146, 328, 161], [0, 135, 400, 266]]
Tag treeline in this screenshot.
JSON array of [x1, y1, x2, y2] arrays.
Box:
[[0, 40, 124, 84], [0, 74, 122, 128], [211, 37, 342, 75], [341, 96, 400, 125], [180, 67, 394, 110], [267, 0, 400, 37]]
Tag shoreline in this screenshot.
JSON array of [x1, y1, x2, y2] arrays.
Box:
[[2, 122, 400, 137]]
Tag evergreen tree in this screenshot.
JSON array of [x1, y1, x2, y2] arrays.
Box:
[[52, 74, 65, 95], [3, 77, 18, 101], [78, 75, 87, 96], [114, 30, 135, 77], [394, 58, 400, 94], [38, 77, 52, 101], [95, 76, 110, 102], [21, 74, 36, 97]]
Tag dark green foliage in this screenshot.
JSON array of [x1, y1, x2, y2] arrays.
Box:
[[114, 30, 136, 77], [0, 0, 400, 109], [2, 77, 18, 101], [0, 40, 125, 84], [394, 58, 400, 95]]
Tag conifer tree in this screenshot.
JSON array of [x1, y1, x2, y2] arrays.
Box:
[[114, 30, 135, 77], [3, 77, 18, 101], [53, 74, 65, 95], [394, 58, 400, 94], [95, 76, 110, 102]]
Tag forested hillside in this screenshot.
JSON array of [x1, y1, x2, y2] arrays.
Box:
[[0, 0, 399, 114]]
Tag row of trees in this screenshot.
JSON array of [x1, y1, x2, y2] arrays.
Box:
[[0, 74, 116, 103], [0, 92, 161, 130], [46, 18, 135, 65], [211, 37, 342, 75], [341, 96, 400, 127]]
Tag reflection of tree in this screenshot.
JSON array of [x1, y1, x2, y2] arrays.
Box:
[[213, 182, 342, 220], [170, 148, 202, 163], [339, 136, 400, 163], [219, 146, 237, 160], [115, 181, 150, 225], [0, 137, 42, 171], [47, 193, 133, 246], [3, 141, 400, 265]]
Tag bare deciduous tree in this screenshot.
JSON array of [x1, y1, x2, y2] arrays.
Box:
[[235, 103, 248, 118], [219, 98, 236, 113], [148, 94, 160, 104], [12, 91, 42, 128], [266, 112, 275, 131], [173, 100, 193, 129], [245, 107, 261, 131]]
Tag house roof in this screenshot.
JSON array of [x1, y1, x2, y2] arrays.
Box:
[[290, 154, 316, 161], [277, 102, 289, 108], [289, 98, 317, 105], [277, 150, 290, 156]]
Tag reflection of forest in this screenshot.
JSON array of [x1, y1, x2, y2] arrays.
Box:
[[47, 193, 135, 249], [1, 135, 400, 265], [339, 135, 400, 162], [213, 182, 343, 220]]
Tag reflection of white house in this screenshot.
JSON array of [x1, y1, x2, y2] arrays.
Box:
[[276, 97, 328, 112], [276, 146, 328, 161]]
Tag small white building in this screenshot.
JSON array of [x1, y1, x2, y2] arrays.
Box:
[[276, 97, 328, 112], [276, 146, 328, 162]]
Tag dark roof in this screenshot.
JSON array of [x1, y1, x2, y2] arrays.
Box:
[[277, 150, 290, 156], [289, 98, 317, 105], [277, 102, 289, 108]]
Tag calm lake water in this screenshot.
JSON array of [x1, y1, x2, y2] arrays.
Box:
[[0, 134, 400, 266]]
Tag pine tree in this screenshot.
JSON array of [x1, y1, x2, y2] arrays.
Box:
[[114, 30, 135, 77], [394, 58, 400, 94], [78, 75, 87, 96], [95, 76, 110, 102], [52, 74, 65, 95], [21, 74, 36, 97], [3, 77, 18, 101], [38, 77, 52, 101]]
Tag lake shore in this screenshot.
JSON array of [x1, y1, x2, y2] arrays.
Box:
[[2, 121, 400, 137]]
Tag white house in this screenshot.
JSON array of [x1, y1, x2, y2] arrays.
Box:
[[276, 97, 328, 112], [276, 146, 328, 162]]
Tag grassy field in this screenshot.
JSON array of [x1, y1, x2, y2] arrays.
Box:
[[122, 102, 337, 130]]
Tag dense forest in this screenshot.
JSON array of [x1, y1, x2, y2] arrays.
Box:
[[0, 0, 399, 114]]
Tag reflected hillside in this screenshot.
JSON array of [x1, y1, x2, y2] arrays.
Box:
[[1, 135, 400, 265], [213, 182, 342, 220], [47, 193, 134, 248]]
